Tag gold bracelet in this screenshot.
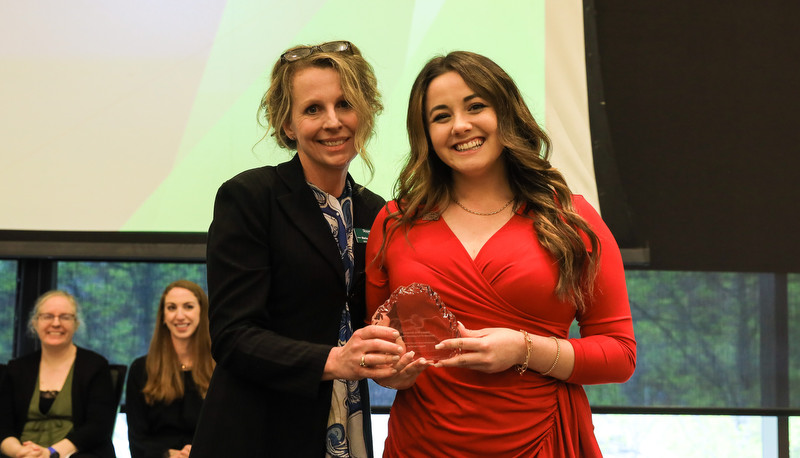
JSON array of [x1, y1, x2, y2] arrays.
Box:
[[540, 336, 560, 376], [516, 330, 532, 375]]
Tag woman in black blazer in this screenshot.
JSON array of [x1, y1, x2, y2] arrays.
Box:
[[0, 291, 116, 458], [190, 41, 402, 458]]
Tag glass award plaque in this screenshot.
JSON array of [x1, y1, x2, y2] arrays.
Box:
[[371, 283, 461, 362]]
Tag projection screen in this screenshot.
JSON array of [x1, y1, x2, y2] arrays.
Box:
[[0, 0, 595, 235]]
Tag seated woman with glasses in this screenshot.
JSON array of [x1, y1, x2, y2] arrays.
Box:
[[189, 40, 402, 458], [0, 291, 117, 458], [126, 280, 214, 458]]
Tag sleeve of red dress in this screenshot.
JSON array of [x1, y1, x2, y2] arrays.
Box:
[[365, 204, 393, 324], [565, 196, 637, 385]]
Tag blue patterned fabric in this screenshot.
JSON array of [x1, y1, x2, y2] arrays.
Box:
[[310, 181, 354, 289], [308, 181, 367, 458]]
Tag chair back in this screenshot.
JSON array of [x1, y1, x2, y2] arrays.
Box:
[[109, 363, 128, 411]]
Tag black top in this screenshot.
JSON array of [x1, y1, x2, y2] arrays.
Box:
[[0, 347, 117, 458], [125, 356, 203, 458]]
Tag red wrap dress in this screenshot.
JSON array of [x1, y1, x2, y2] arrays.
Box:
[[365, 196, 636, 457]]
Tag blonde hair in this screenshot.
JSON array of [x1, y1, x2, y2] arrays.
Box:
[[257, 41, 383, 177], [381, 51, 600, 311], [28, 290, 80, 336], [142, 280, 215, 404]]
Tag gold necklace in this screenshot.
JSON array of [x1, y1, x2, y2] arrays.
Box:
[[453, 198, 514, 216]]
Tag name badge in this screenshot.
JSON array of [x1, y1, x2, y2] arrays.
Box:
[[354, 228, 370, 243]]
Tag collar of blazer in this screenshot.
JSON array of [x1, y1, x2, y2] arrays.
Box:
[[275, 155, 353, 281]]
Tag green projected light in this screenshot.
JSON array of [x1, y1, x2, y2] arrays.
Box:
[[0, 0, 593, 233]]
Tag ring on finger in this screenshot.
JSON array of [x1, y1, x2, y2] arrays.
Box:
[[360, 354, 367, 367], [458, 339, 463, 352]]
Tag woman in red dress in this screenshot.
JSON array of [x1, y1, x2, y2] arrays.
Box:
[[365, 51, 636, 457]]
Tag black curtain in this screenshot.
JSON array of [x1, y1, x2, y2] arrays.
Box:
[[586, 0, 800, 271]]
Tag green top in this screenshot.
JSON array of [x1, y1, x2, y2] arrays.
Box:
[[20, 363, 75, 447]]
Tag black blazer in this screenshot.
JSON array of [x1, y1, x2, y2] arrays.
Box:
[[0, 347, 117, 458], [190, 156, 385, 457]]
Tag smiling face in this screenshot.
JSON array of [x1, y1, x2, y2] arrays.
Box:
[[162, 287, 201, 342], [34, 294, 78, 349], [425, 71, 505, 180], [283, 66, 360, 193]]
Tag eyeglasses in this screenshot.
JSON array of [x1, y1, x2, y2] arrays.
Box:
[[37, 313, 76, 323], [280, 40, 353, 63]]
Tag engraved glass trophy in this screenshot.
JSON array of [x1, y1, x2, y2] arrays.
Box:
[[371, 283, 461, 362]]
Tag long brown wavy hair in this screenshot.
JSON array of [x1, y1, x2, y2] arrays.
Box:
[[257, 40, 383, 177], [379, 51, 601, 311], [142, 280, 214, 404]]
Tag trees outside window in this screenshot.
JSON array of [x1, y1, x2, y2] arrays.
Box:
[[0, 260, 16, 363], [56, 262, 207, 372], [586, 271, 762, 408], [3, 260, 799, 455]]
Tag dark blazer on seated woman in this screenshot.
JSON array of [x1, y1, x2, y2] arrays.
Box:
[[126, 356, 203, 458], [0, 347, 117, 458], [190, 156, 385, 457]]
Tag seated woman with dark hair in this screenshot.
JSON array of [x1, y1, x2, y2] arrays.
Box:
[[0, 290, 117, 458], [125, 280, 214, 458]]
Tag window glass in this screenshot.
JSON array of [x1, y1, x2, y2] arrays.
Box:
[[0, 260, 17, 363], [370, 413, 771, 457], [56, 261, 207, 370], [790, 273, 799, 407], [46, 262, 800, 454], [585, 271, 761, 408], [368, 270, 797, 411], [15, 263, 795, 457], [368, 380, 397, 410], [594, 414, 767, 456]]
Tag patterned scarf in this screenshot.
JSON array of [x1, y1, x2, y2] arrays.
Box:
[[307, 181, 367, 458]]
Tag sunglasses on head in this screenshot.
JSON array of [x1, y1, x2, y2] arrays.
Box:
[[280, 40, 353, 62]]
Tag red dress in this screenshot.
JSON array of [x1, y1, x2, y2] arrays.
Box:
[[365, 196, 636, 457]]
